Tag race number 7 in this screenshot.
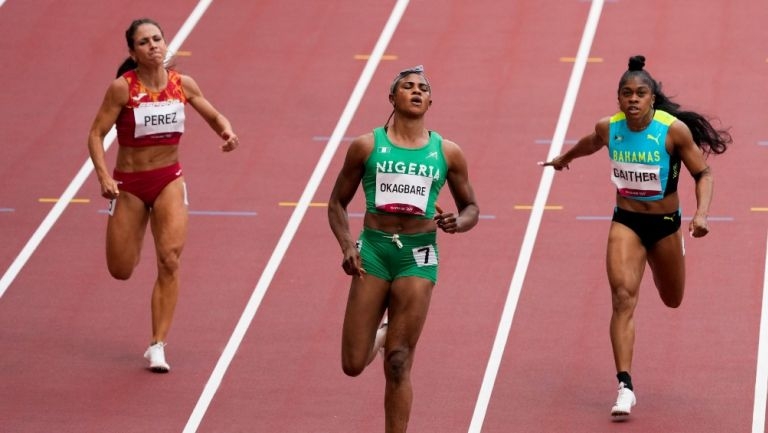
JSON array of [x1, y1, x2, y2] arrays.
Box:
[[412, 245, 437, 266]]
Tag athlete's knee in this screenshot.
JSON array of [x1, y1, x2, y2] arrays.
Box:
[[108, 266, 133, 280], [107, 257, 138, 280], [659, 287, 684, 308], [156, 247, 182, 275], [383, 346, 412, 383], [663, 297, 683, 308], [611, 286, 638, 314], [341, 355, 365, 377]]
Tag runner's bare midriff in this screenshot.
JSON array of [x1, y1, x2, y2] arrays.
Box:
[[364, 212, 436, 234], [616, 192, 679, 214], [115, 145, 179, 172]]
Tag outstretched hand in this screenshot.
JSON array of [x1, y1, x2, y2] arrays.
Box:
[[538, 156, 570, 171]]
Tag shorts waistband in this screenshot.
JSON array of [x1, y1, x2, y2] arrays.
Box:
[[113, 161, 182, 177]]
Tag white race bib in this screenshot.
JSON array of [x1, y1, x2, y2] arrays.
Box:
[[133, 100, 185, 138], [375, 172, 432, 215], [611, 160, 662, 197], [412, 244, 437, 267]]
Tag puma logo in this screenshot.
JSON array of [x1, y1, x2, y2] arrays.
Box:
[[646, 132, 661, 146], [663, 216, 675, 222]]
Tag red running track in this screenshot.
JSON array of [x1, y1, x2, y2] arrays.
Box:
[[0, 1, 766, 432]]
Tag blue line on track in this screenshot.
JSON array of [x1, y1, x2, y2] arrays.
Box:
[[96, 210, 257, 216], [313, 135, 354, 142], [535, 139, 577, 145], [189, 210, 258, 216]]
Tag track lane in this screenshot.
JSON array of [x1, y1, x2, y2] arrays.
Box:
[[192, 0, 589, 431], [1, 1, 766, 432], [0, 2, 285, 432], [479, 0, 768, 431]]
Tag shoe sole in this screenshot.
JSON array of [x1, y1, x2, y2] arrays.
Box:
[[149, 365, 170, 373], [611, 409, 631, 420]]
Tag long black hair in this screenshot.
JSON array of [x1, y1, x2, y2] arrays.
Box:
[[618, 55, 731, 155], [115, 18, 165, 78]]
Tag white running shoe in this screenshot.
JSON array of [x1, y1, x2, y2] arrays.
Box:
[[611, 382, 636, 418], [374, 321, 388, 355], [367, 316, 388, 365], [144, 342, 170, 373]]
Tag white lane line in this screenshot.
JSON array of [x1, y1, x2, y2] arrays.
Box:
[[0, 1, 213, 300], [467, 1, 606, 431], [752, 232, 768, 433], [181, 1, 411, 431]]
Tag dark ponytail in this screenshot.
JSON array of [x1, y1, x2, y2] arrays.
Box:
[[619, 55, 731, 155], [116, 57, 137, 78]]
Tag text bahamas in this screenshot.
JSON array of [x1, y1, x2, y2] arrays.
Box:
[[612, 150, 661, 163]]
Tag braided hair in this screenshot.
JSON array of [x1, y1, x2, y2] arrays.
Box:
[[618, 55, 731, 155]]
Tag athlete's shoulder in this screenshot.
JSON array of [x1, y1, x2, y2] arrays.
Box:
[[354, 131, 375, 145], [347, 132, 375, 159], [105, 75, 130, 106], [596, 116, 612, 136]]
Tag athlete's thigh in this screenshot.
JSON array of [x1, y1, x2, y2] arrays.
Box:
[[387, 276, 434, 348], [106, 192, 150, 264], [149, 178, 188, 254], [606, 222, 647, 294], [342, 274, 390, 350], [647, 229, 685, 293]]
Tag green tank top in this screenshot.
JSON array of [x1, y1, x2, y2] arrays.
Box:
[[362, 127, 447, 219]]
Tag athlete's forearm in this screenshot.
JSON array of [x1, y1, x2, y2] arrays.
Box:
[[693, 168, 714, 217], [328, 204, 356, 251], [456, 203, 479, 233], [87, 134, 112, 181], [563, 133, 604, 163]]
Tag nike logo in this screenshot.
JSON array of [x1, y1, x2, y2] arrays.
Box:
[[175, 169, 182, 176]]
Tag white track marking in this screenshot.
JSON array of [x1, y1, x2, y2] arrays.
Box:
[[467, 1, 605, 431], [181, 1, 411, 431], [752, 232, 768, 432]]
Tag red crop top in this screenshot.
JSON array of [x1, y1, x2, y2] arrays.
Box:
[[116, 69, 187, 147]]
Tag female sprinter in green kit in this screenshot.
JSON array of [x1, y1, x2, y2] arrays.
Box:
[[328, 65, 479, 433]]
